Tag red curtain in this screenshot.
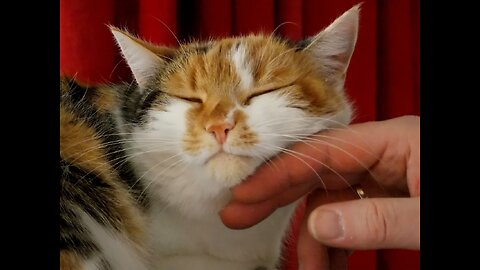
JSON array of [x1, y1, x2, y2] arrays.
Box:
[[60, 0, 420, 269]]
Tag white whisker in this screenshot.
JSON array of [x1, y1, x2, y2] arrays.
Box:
[[257, 143, 328, 192], [261, 133, 379, 184]]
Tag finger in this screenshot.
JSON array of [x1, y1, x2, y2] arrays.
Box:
[[269, 170, 398, 207], [298, 214, 330, 270], [299, 189, 354, 270], [221, 179, 320, 229], [299, 210, 350, 270], [232, 121, 390, 203], [221, 173, 391, 231], [219, 199, 276, 229], [222, 172, 364, 229], [232, 170, 365, 205], [308, 197, 420, 250]]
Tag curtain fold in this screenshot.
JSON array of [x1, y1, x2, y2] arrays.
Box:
[[60, 0, 116, 84], [138, 0, 177, 45], [60, 1, 420, 269], [187, 0, 233, 38], [376, 0, 420, 120], [275, 0, 303, 41]]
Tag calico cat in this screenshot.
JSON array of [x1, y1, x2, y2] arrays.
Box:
[[60, 5, 359, 270]]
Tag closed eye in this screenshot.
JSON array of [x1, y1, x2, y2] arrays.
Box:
[[244, 82, 296, 105], [244, 88, 278, 105], [174, 95, 203, 104]]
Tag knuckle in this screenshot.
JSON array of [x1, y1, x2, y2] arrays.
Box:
[[365, 200, 392, 246]]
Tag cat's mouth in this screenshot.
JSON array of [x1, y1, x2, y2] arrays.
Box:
[[205, 150, 250, 164]]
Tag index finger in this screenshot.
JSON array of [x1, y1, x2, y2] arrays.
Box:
[[231, 120, 390, 203]]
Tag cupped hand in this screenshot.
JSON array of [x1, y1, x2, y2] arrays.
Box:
[[219, 116, 420, 269]]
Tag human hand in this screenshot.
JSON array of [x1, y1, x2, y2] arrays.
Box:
[[297, 179, 419, 270], [220, 116, 420, 269]]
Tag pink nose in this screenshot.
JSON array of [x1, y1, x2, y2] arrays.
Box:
[[206, 123, 233, 144]]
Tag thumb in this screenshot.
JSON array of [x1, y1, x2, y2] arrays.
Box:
[[308, 197, 420, 250]]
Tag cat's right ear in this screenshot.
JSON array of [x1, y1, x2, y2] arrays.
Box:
[[296, 4, 360, 90], [110, 27, 174, 89]]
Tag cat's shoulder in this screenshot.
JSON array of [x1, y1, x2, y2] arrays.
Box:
[[60, 76, 121, 115], [60, 76, 121, 173]]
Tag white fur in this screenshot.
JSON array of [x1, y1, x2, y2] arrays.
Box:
[[230, 43, 254, 91], [148, 201, 297, 270], [79, 209, 150, 270]]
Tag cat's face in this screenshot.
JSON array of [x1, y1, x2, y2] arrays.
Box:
[[113, 6, 358, 189]]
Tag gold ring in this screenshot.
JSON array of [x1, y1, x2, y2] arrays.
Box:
[[355, 186, 368, 199]]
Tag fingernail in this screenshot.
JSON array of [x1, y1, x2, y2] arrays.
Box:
[[308, 209, 344, 240]]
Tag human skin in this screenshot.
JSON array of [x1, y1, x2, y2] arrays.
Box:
[[220, 116, 420, 269]]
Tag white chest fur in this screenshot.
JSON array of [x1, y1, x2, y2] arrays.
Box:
[[147, 195, 297, 270]]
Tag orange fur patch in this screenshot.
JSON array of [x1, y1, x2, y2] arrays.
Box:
[[91, 87, 117, 113], [230, 110, 258, 147], [60, 106, 112, 179], [60, 251, 82, 270]]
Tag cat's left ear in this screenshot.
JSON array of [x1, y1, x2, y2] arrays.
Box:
[[298, 4, 360, 89], [110, 27, 175, 89]]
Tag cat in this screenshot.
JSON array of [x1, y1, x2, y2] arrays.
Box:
[[60, 5, 359, 270]]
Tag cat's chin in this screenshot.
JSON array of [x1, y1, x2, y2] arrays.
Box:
[[206, 152, 259, 188]]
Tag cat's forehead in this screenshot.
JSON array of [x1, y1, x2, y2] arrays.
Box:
[[166, 34, 303, 97], [187, 34, 290, 57]]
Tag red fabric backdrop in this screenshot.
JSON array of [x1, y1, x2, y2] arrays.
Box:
[[60, 0, 420, 269]]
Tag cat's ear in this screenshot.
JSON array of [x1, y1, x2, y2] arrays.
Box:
[[110, 27, 174, 88], [298, 4, 360, 89]]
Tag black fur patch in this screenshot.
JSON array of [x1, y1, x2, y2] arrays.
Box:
[[60, 210, 99, 257], [60, 159, 122, 230], [60, 78, 109, 129], [136, 89, 167, 123], [120, 83, 145, 125], [295, 38, 312, 52], [60, 159, 101, 257], [196, 43, 211, 54], [120, 82, 169, 127], [99, 258, 113, 270]]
